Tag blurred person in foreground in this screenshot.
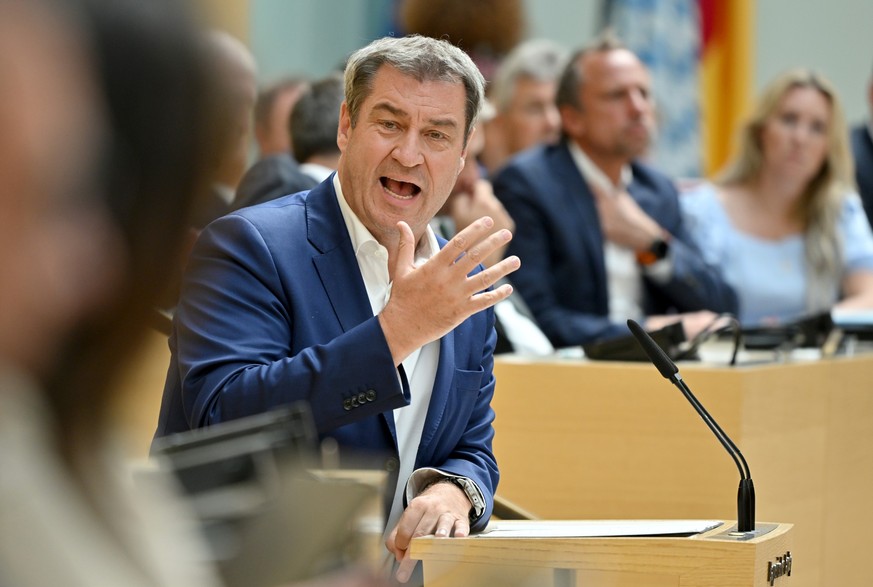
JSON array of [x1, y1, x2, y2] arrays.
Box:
[[850, 64, 873, 228], [0, 2, 384, 586], [493, 31, 736, 348], [682, 69, 873, 327], [479, 38, 568, 176], [0, 0, 222, 585], [155, 34, 519, 584]]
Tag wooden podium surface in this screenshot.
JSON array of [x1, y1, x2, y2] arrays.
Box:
[[412, 520, 793, 587], [490, 352, 873, 587]]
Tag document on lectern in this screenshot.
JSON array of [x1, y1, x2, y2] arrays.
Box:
[[478, 519, 722, 538]]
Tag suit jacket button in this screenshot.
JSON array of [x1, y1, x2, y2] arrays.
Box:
[[385, 457, 399, 472], [366, 389, 376, 402], [357, 392, 367, 405], [343, 398, 352, 411], [350, 396, 358, 408]]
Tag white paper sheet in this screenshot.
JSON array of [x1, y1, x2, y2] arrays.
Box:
[[477, 519, 723, 538]]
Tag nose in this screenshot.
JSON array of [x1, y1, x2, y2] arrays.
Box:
[[628, 89, 649, 115], [391, 131, 424, 168]]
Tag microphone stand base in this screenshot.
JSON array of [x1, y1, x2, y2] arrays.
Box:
[[710, 521, 778, 541]]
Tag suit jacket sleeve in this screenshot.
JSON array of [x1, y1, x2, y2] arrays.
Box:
[[167, 211, 409, 435]]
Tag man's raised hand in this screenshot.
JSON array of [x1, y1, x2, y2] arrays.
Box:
[[378, 218, 520, 365]]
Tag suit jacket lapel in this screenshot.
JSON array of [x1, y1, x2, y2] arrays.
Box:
[[307, 177, 374, 332], [553, 144, 609, 296], [306, 176, 400, 442]]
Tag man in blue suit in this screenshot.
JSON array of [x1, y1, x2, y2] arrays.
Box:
[[493, 33, 736, 348], [154, 35, 520, 584]]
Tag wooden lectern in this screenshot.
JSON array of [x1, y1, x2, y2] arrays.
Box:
[[412, 520, 794, 587], [490, 354, 873, 587]]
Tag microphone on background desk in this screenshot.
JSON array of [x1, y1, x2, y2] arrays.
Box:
[[627, 319, 756, 533]]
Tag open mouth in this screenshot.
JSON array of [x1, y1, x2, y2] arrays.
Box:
[[381, 176, 421, 200]]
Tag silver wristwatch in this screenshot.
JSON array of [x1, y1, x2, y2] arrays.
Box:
[[445, 476, 486, 521]]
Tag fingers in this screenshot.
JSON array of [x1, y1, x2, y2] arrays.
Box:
[[392, 220, 416, 278], [439, 217, 514, 274], [437, 216, 500, 265], [395, 550, 417, 583], [390, 507, 471, 584], [392, 514, 471, 584], [380, 215, 519, 361], [384, 526, 401, 561], [428, 215, 520, 298]]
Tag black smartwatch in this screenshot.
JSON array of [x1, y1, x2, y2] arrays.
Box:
[[636, 236, 670, 266]]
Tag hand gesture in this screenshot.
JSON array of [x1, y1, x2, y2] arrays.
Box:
[[379, 218, 520, 364], [447, 179, 515, 268], [591, 184, 662, 251]]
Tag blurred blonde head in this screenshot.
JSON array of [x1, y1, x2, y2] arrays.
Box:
[[718, 68, 855, 312]]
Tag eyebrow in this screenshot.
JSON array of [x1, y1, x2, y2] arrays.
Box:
[[372, 101, 460, 130]]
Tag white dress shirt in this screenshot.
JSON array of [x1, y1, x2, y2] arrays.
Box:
[[333, 175, 441, 536], [568, 142, 645, 322]]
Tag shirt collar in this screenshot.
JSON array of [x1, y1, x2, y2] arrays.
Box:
[[333, 174, 438, 264], [567, 140, 633, 194]]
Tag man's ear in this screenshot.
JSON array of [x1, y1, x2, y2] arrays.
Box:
[[458, 144, 469, 176], [559, 104, 584, 138], [337, 101, 351, 152]]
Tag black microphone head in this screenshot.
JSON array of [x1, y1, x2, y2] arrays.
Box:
[[627, 319, 679, 379]]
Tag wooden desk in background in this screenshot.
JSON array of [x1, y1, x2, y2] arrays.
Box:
[[491, 353, 873, 587]]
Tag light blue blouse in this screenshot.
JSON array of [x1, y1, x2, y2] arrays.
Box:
[[680, 183, 873, 326]]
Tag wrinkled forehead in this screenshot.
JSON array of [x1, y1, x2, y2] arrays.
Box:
[[583, 49, 650, 87]]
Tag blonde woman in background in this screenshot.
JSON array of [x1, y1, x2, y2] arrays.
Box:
[[681, 69, 873, 326]]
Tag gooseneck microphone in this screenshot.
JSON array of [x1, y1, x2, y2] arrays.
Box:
[[627, 319, 756, 533]]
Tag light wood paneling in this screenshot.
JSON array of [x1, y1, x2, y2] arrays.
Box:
[[489, 354, 873, 587]]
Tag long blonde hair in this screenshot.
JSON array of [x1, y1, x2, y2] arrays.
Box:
[[717, 68, 855, 313]]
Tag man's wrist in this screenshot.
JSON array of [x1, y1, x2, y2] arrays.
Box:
[[423, 476, 485, 522]]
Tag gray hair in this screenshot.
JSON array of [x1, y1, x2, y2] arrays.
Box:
[[490, 39, 568, 113], [343, 34, 485, 145]]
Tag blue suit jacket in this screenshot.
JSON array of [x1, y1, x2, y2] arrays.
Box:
[[155, 176, 499, 528], [851, 124, 873, 229], [493, 141, 737, 347]]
